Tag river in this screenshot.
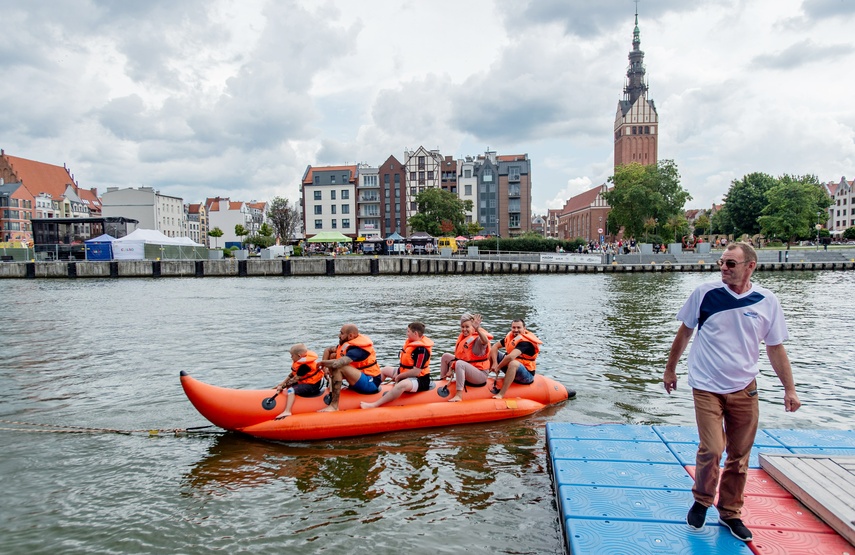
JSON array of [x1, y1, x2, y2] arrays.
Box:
[[1, 271, 853, 554]]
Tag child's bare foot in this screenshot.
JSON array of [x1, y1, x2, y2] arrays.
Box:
[[317, 405, 338, 412], [360, 402, 376, 409], [448, 395, 463, 403], [275, 411, 291, 420]]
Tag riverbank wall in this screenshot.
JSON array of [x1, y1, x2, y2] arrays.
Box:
[[2, 253, 854, 279]]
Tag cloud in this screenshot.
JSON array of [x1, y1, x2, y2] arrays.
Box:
[[750, 39, 855, 70]]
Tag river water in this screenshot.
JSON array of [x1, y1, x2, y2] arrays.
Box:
[[1, 271, 853, 554]]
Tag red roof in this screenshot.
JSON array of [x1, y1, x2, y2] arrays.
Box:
[[1, 153, 76, 199], [560, 184, 608, 215], [302, 165, 358, 185], [496, 154, 527, 162]]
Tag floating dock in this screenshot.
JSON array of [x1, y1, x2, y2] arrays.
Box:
[[547, 423, 855, 554]]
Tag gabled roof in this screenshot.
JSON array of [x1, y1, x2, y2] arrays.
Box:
[[77, 187, 101, 210], [1, 154, 76, 199], [560, 184, 609, 215], [187, 203, 203, 214]]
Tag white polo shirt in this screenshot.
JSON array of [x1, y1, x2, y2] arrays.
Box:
[[676, 280, 789, 394]]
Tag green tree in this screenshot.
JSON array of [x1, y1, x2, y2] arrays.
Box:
[[234, 224, 249, 248], [247, 223, 276, 249], [407, 188, 473, 237], [604, 160, 692, 241], [693, 213, 711, 237], [843, 227, 855, 240], [208, 227, 224, 249], [663, 214, 690, 243], [465, 222, 484, 237], [758, 175, 832, 247], [723, 172, 777, 236], [267, 196, 301, 243], [710, 205, 734, 236]]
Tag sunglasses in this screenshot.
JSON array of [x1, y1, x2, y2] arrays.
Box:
[[717, 258, 749, 268]]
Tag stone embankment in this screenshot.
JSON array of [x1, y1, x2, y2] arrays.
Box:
[[1, 253, 853, 279]]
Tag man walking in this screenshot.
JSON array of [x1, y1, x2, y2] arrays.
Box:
[[663, 242, 801, 542]]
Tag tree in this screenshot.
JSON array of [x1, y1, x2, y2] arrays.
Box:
[[722, 172, 777, 237], [710, 205, 734, 236], [247, 223, 276, 249], [466, 222, 484, 237], [758, 175, 832, 247], [407, 188, 473, 237], [693, 213, 711, 237], [843, 227, 855, 240], [604, 160, 692, 241], [267, 196, 302, 243], [235, 224, 249, 248], [208, 227, 224, 249]]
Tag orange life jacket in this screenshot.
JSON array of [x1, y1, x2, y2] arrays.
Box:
[[335, 334, 379, 377], [454, 331, 493, 370], [398, 336, 434, 377], [290, 350, 323, 385], [502, 330, 542, 372]]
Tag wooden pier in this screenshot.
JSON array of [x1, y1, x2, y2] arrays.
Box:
[[760, 453, 855, 547]]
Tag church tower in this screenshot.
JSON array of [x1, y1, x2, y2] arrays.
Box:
[[614, 8, 658, 169]]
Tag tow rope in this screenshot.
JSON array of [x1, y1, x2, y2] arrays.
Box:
[[0, 419, 221, 436]]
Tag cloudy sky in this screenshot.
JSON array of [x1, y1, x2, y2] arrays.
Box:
[[2, 0, 854, 215]]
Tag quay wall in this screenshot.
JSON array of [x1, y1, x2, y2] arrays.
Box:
[[1, 256, 854, 280]]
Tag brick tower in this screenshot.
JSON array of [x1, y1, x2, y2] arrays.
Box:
[[614, 8, 658, 169]]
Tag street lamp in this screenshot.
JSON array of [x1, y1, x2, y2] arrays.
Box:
[[815, 223, 822, 251]]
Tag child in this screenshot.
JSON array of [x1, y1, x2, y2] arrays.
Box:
[[273, 343, 324, 419]]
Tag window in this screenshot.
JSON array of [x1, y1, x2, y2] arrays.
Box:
[[509, 166, 520, 181], [331, 219, 337, 229], [342, 174, 347, 183], [427, 171, 434, 180], [418, 156, 425, 168], [331, 190, 336, 200], [410, 187, 416, 195], [508, 199, 521, 212], [394, 174, 400, 184], [331, 175, 336, 184], [464, 169, 472, 178], [465, 184, 472, 195], [418, 171, 425, 182], [314, 175, 319, 184], [331, 205, 337, 215], [342, 205, 350, 214], [342, 218, 350, 229], [384, 174, 390, 184], [341, 190, 349, 199], [410, 172, 417, 180], [315, 219, 322, 229], [483, 169, 492, 182], [410, 201, 417, 211], [314, 191, 322, 200], [314, 205, 323, 215]]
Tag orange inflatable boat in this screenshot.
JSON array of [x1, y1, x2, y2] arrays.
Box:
[[180, 370, 573, 441]]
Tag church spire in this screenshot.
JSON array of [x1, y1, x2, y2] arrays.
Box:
[[624, 4, 648, 105]]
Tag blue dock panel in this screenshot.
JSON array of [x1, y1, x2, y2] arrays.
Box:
[[565, 519, 752, 554], [547, 423, 854, 554]]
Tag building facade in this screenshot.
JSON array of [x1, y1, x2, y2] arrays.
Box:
[[185, 203, 208, 246], [206, 197, 253, 247], [825, 177, 854, 231], [356, 164, 381, 239], [403, 147, 444, 225], [301, 165, 358, 238], [556, 184, 611, 242], [101, 186, 186, 237], [0, 182, 35, 243], [614, 10, 658, 169], [378, 156, 406, 237]]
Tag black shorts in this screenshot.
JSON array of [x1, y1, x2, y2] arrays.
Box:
[[416, 374, 431, 392], [293, 381, 324, 397]]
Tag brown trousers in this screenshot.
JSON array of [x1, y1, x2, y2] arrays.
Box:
[[691, 380, 759, 520]]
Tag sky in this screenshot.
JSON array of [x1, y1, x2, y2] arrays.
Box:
[[2, 0, 854, 216]]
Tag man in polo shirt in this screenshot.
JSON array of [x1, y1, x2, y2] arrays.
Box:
[[663, 241, 801, 542]]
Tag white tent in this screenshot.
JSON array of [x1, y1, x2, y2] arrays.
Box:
[[112, 229, 203, 259]]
